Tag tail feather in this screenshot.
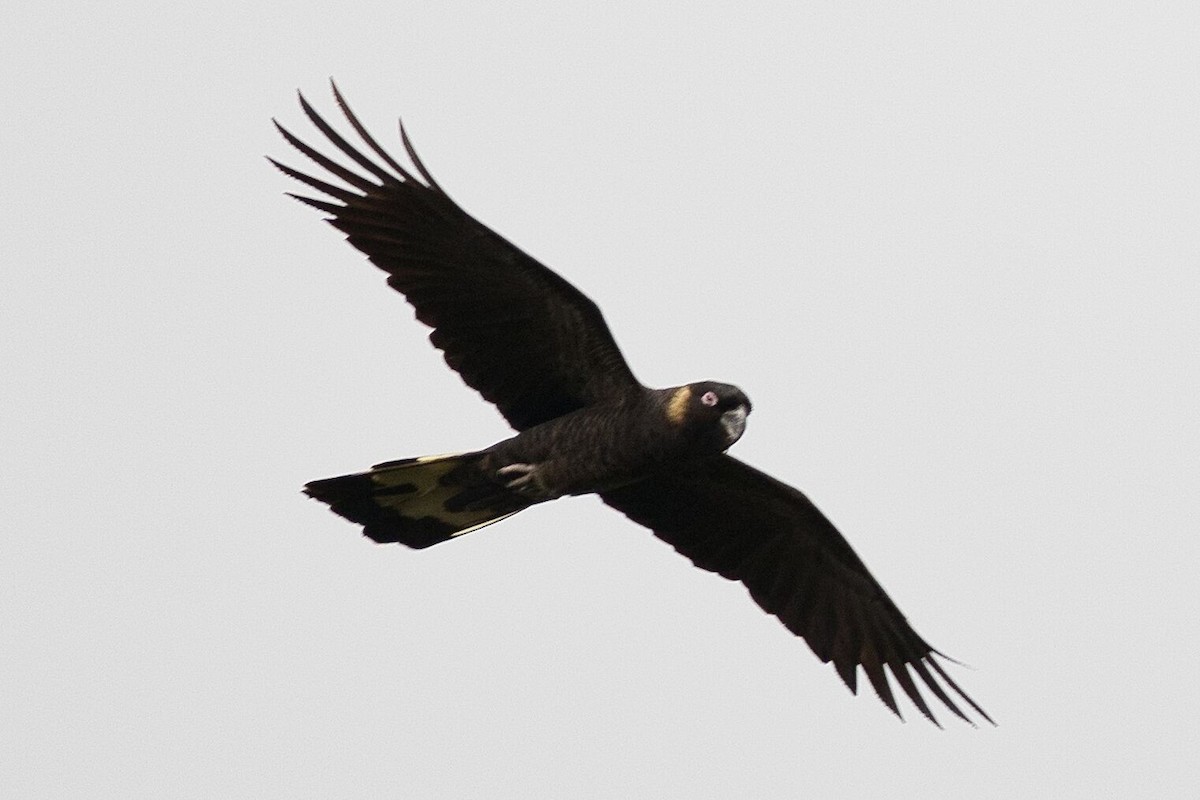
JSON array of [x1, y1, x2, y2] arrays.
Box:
[[304, 452, 529, 548]]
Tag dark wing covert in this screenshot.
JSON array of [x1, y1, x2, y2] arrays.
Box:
[[601, 454, 994, 726], [270, 83, 640, 430]]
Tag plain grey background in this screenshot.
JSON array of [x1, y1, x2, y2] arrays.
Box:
[[4, 2, 1198, 797]]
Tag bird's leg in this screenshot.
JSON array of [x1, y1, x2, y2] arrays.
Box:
[[496, 462, 560, 500]]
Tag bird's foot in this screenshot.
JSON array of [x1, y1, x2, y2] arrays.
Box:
[[496, 462, 556, 499]]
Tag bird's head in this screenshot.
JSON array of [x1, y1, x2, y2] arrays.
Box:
[[665, 381, 752, 450]]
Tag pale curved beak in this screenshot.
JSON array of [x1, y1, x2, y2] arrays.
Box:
[[720, 404, 749, 446]]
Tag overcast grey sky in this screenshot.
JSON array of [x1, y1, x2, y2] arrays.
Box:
[[4, 2, 1198, 797]]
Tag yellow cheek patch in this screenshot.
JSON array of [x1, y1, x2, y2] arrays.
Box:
[[666, 385, 692, 425]]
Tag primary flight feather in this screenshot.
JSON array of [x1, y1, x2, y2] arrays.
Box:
[[272, 82, 992, 727]]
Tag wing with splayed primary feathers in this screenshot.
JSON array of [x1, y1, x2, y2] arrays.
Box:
[[271, 83, 641, 431]]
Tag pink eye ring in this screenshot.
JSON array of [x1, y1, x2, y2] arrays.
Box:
[[701, 391, 719, 407]]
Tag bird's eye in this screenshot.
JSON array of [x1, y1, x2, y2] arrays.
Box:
[[700, 391, 719, 407]]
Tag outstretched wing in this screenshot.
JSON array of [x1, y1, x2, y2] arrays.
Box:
[[601, 455, 993, 726], [271, 83, 640, 430]]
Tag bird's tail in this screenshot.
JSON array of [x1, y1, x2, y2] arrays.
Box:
[[304, 452, 530, 548]]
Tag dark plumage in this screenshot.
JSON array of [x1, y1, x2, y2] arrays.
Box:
[[273, 82, 993, 727]]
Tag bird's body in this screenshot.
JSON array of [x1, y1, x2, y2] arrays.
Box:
[[306, 382, 749, 547], [273, 83, 993, 726]]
